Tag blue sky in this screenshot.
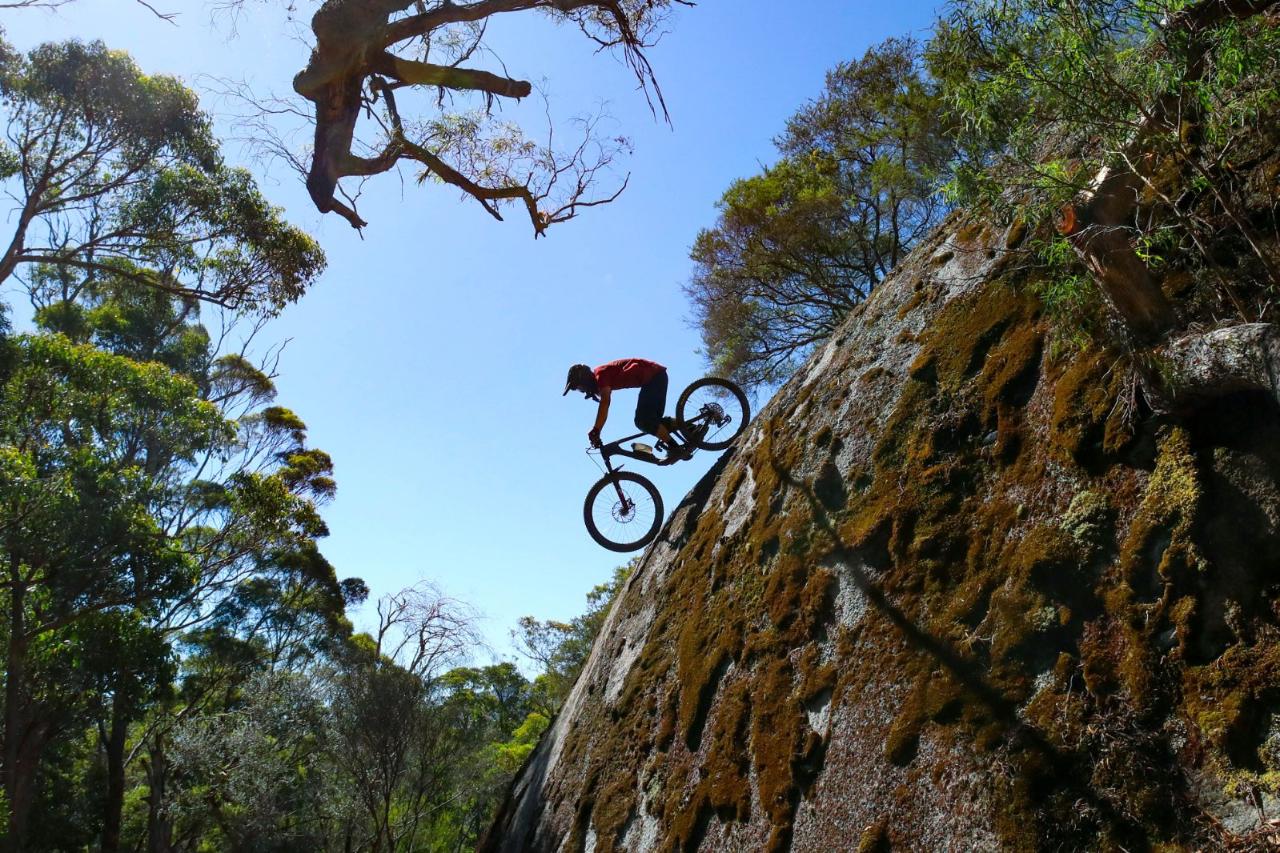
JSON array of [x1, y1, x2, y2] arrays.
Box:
[[4, 0, 941, 661]]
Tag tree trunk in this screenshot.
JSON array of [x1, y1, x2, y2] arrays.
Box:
[[101, 696, 129, 853], [3, 572, 30, 853], [1057, 167, 1176, 344], [146, 738, 174, 853], [0, 178, 46, 288]]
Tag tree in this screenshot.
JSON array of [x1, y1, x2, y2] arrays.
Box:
[[0, 331, 229, 846], [0, 269, 362, 850], [165, 669, 352, 850], [141, 560, 365, 851], [287, 0, 690, 231], [929, 0, 1280, 407], [0, 36, 370, 849], [687, 38, 953, 389], [0, 37, 324, 311], [327, 583, 483, 851], [0, 37, 358, 850], [426, 663, 540, 850]]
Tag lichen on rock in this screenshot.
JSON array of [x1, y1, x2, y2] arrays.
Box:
[[482, 209, 1280, 851]]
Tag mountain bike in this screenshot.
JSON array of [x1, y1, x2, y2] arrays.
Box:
[[583, 377, 750, 552]]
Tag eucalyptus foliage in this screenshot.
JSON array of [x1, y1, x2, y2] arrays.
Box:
[[688, 38, 953, 389], [928, 0, 1280, 328], [0, 269, 361, 847], [0, 37, 324, 312]]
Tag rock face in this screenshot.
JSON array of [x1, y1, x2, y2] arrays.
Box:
[[484, 212, 1280, 851]]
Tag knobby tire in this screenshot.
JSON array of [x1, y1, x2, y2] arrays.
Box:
[[676, 377, 751, 450], [583, 471, 664, 553]]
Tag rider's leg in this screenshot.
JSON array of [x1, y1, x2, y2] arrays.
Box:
[[636, 371, 687, 457]]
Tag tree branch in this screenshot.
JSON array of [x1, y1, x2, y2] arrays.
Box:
[[291, 0, 674, 229], [372, 52, 532, 99]]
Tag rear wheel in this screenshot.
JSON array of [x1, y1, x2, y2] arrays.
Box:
[[676, 377, 750, 450], [583, 471, 664, 552]]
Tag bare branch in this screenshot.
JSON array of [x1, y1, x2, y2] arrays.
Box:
[[288, 0, 683, 230], [374, 581, 483, 682], [0, 0, 178, 20]]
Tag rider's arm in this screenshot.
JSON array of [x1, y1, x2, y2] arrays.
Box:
[[592, 387, 611, 434]]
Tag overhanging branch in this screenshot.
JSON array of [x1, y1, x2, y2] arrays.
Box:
[[372, 53, 532, 99], [292, 0, 676, 230]]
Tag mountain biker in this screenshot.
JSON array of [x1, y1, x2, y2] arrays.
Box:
[[562, 358, 700, 459]]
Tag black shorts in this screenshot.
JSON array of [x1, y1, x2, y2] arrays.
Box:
[[634, 369, 668, 434]]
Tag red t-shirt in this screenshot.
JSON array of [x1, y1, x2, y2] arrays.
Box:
[[593, 358, 664, 391]]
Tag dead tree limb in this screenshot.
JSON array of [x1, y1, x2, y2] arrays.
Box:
[[291, 0, 684, 231]]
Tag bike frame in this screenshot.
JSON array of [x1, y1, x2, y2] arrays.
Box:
[[591, 431, 669, 515], [593, 405, 720, 504], [594, 405, 724, 475], [598, 429, 675, 472]]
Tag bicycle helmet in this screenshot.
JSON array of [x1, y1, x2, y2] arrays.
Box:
[[563, 363, 599, 400]]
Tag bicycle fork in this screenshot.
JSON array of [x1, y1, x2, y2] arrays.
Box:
[[604, 461, 634, 514]]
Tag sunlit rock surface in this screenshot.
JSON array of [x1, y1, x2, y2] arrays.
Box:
[[483, 211, 1280, 851]]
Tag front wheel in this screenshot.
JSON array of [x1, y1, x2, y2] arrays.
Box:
[[676, 377, 751, 451], [583, 471, 664, 552]]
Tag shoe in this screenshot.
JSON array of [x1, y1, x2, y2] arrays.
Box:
[[667, 441, 693, 461], [679, 422, 708, 447]]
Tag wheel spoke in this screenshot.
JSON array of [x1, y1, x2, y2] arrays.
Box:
[[584, 472, 663, 551], [676, 378, 750, 451]]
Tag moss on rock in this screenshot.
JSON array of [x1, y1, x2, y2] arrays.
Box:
[[486, 200, 1280, 852]]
